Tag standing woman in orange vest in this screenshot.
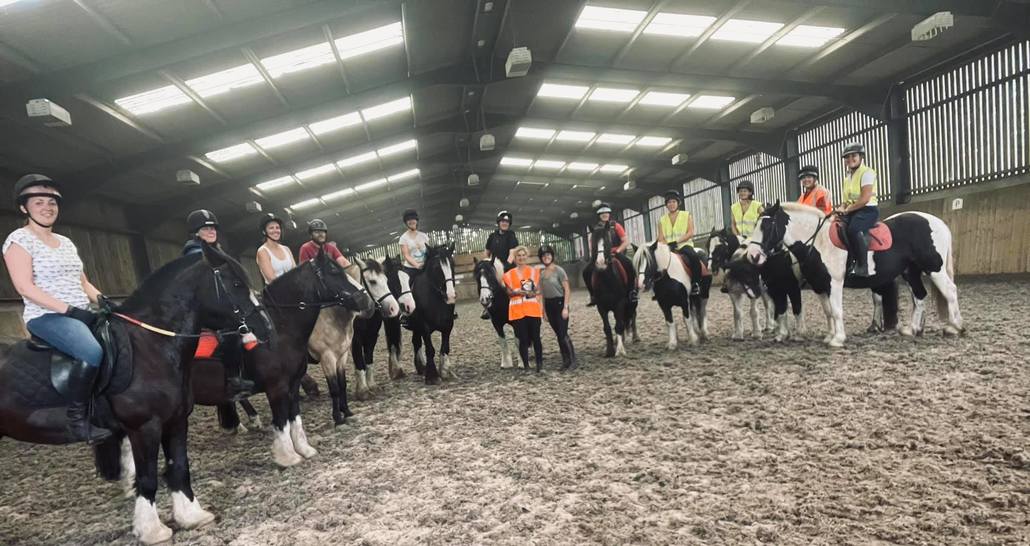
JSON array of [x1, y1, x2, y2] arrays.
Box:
[[503, 246, 544, 373], [797, 165, 833, 214]]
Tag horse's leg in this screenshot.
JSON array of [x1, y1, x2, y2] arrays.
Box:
[[695, 296, 710, 341], [681, 303, 700, 347], [927, 267, 963, 335], [827, 280, 846, 347], [365, 333, 379, 391], [351, 334, 368, 401], [601, 311, 615, 358], [128, 422, 173, 545], [788, 284, 805, 338], [287, 376, 317, 459], [749, 297, 762, 339], [763, 290, 776, 335], [338, 346, 355, 419], [385, 318, 405, 379], [613, 303, 627, 357], [819, 294, 834, 343], [496, 320, 512, 368], [267, 373, 303, 466], [411, 329, 426, 376], [119, 435, 136, 498], [239, 399, 261, 431], [440, 327, 455, 379], [868, 290, 885, 333], [162, 418, 215, 530], [660, 303, 677, 351], [901, 267, 928, 337], [423, 332, 441, 385], [319, 352, 349, 426], [216, 402, 242, 434]]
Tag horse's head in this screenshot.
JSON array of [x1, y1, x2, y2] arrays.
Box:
[[591, 224, 613, 270], [708, 227, 741, 273], [425, 243, 456, 304], [724, 249, 763, 299], [473, 257, 502, 309], [382, 256, 415, 315], [306, 248, 373, 313], [356, 257, 400, 318], [198, 243, 272, 345], [631, 242, 658, 292], [748, 200, 789, 266]]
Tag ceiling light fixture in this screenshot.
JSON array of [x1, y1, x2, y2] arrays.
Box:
[[260, 42, 335, 78], [114, 85, 191, 115], [537, 82, 590, 100], [644, 13, 716, 37], [336, 150, 379, 169], [334, 22, 404, 60], [308, 111, 362, 135], [635, 136, 673, 147], [555, 130, 596, 142], [533, 159, 566, 170], [599, 164, 629, 174], [377, 139, 418, 157], [515, 127, 556, 139], [776, 25, 845, 47], [588, 87, 639, 103], [387, 168, 421, 183], [689, 95, 736, 109], [595, 133, 637, 145], [361, 96, 412, 121], [354, 177, 388, 192], [186, 64, 264, 98], [500, 156, 534, 168], [295, 163, 337, 180], [255, 127, 310, 150], [321, 188, 355, 202], [289, 198, 322, 210], [566, 162, 599, 172], [712, 19, 784, 43], [638, 91, 691, 107], [255, 175, 297, 192], [205, 142, 258, 163], [575, 5, 647, 32]]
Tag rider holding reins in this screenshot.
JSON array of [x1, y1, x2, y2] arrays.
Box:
[[656, 190, 703, 295], [836, 142, 878, 277], [584, 203, 636, 306]]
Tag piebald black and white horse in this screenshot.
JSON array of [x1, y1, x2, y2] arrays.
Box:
[[349, 256, 406, 398], [408, 243, 457, 384], [474, 256, 515, 368], [748, 202, 963, 346], [587, 224, 638, 357], [707, 228, 780, 340], [632, 241, 708, 349]]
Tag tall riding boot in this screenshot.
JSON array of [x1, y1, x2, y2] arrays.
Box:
[[560, 352, 571, 371], [567, 337, 579, 371], [850, 234, 871, 277], [65, 361, 113, 444]]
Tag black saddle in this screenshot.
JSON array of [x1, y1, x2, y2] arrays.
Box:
[[25, 316, 133, 401]]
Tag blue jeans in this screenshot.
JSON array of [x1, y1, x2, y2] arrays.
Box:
[[26, 313, 103, 367], [845, 206, 880, 241]]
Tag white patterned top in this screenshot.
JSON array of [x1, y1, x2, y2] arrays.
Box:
[[2, 227, 90, 323]]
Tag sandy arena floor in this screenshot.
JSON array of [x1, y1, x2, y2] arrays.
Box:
[[0, 277, 1027, 545]]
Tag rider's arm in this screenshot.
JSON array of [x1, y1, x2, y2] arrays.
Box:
[[656, 222, 667, 244], [561, 274, 572, 311], [844, 184, 874, 213], [80, 272, 102, 304], [256, 248, 276, 284], [3, 244, 76, 314], [680, 215, 695, 244], [614, 224, 629, 253], [400, 241, 418, 268]]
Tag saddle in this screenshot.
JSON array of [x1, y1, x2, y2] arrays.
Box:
[[673, 252, 710, 280], [829, 218, 893, 251], [23, 316, 134, 404]]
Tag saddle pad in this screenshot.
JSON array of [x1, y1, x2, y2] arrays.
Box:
[[675, 253, 710, 280], [830, 219, 893, 251], [6, 342, 67, 409]]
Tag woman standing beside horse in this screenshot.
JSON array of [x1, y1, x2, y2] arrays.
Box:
[[539, 245, 577, 371], [503, 246, 544, 372]]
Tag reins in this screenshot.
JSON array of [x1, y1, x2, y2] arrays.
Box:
[[261, 259, 358, 310]]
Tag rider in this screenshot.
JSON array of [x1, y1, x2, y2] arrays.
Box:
[[584, 203, 636, 307], [656, 190, 703, 295], [731, 180, 763, 238], [298, 218, 351, 269], [399, 209, 429, 278], [836, 142, 879, 277], [482, 211, 519, 319], [539, 244, 577, 371], [256, 213, 295, 284], [2, 174, 113, 443], [182, 209, 220, 255], [798, 165, 832, 214]]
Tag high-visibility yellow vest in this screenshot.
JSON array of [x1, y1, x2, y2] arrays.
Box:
[[659, 211, 692, 249], [504, 266, 543, 321], [731, 201, 762, 236], [843, 164, 878, 206]]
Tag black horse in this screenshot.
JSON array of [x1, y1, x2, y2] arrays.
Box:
[[190, 249, 369, 467], [408, 243, 456, 384], [0, 245, 269, 544], [474, 256, 516, 368], [586, 224, 638, 357]]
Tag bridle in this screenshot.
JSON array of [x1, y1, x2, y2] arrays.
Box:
[[359, 263, 394, 311], [749, 210, 832, 259], [428, 252, 456, 299], [262, 259, 359, 310]]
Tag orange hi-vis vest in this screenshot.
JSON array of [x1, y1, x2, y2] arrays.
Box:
[[799, 185, 832, 214], [504, 266, 543, 321]]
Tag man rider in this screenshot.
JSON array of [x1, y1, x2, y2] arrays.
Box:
[[298, 218, 351, 269]]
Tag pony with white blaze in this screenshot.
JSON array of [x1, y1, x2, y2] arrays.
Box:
[[632, 241, 708, 349], [587, 224, 638, 357], [748, 202, 963, 346], [707, 228, 777, 340], [474, 256, 515, 368]]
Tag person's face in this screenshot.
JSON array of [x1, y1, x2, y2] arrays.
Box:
[[738, 188, 752, 201], [801, 175, 818, 190], [665, 199, 678, 212], [498, 219, 510, 231], [599, 212, 611, 223], [406, 219, 418, 230], [21, 188, 59, 225], [515, 250, 528, 265], [198, 226, 218, 243], [265, 222, 281, 241], [844, 152, 862, 169], [541, 253, 553, 266], [311, 230, 327, 244]]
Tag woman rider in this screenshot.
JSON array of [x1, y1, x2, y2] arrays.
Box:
[[538, 244, 577, 371], [256, 213, 296, 284], [798, 165, 832, 214], [656, 190, 703, 295], [584, 203, 636, 306], [836, 142, 878, 277], [503, 246, 544, 373], [730, 180, 763, 238], [183, 209, 220, 256], [399, 209, 429, 278], [2, 174, 112, 443], [482, 210, 519, 319]]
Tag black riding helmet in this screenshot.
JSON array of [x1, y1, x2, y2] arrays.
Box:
[[13, 174, 63, 207], [736, 180, 755, 195], [664, 190, 681, 204], [538, 244, 556, 261], [403, 209, 419, 223], [798, 165, 820, 180], [308, 218, 328, 233], [497, 210, 512, 224], [259, 213, 284, 236], [595, 202, 613, 216], [187, 209, 219, 233], [841, 142, 866, 158]]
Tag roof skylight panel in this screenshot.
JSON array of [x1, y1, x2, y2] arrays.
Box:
[[515, 127, 556, 140], [321, 188, 355, 202], [387, 168, 421, 183], [599, 164, 629, 174], [186, 64, 264, 98], [114, 85, 192, 115], [689, 95, 736, 109], [595, 133, 636, 145], [261, 42, 336, 78], [588, 87, 639, 103], [500, 156, 534, 168], [361, 96, 412, 121], [555, 130, 596, 142], [566, 162, 600, 172], [635, 136, 673, 147], [255, 176, 297, 192], [537, 83, 590, 100], [289, 198, 322, 210], [575, 5, 647, 32], [334, 22, 404, 60], [205, 142, 258, 163], [644, 13, 716, 37], [638, 91, 691, 107], [295, 163, 337, 180], [355, 177, 389, 192], [776, 25, 845, 47], [255, 127, 310, 150], [309, 112, 362, 135], [336, 151, 379, 169], [711, 19, 784, 43], [376, 139, 418, 157], [533, 159, 566, 170]]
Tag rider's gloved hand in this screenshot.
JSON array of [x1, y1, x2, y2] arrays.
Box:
[[65, 305, 99, 327], [97, 294, 114, 312]]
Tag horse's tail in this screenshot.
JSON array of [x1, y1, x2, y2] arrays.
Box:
[[929, 239, 955, 320], [93, 433, 124, 481]]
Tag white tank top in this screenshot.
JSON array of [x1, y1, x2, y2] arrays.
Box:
[[258, 244, 295, 282]]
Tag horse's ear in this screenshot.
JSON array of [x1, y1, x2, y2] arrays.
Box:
[[648, 241, 657, 252], [201, 242, 226, 267]]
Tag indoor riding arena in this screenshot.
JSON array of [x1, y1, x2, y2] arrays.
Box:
[[0, 1, 1027, 545]]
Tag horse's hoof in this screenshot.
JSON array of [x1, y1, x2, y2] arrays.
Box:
[[390, 369, 406, 380], [942, 326, 959, 337], [425, 376, 442, 385], [245, 415, 263, 431], [224, 424, 245, 435], [605, 350, 615, 358], [353, 390, 367, 401], [295, 445, 318, 459], [666, 343, 677, 351], [828, 338, 845, 348], [774, 335, 786, 343], [899, 327, 912, 337], [172, 493, 216, 530], [731, 334, 743, 341], [134, 499, 173, 545], [273, 450, 304, 467]]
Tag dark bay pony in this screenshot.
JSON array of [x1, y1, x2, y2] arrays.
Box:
[[632, 241, 707, 349], [748, 202, 963, 346], [588, 224, 638, 357], [408, 243, 456, 384], [189, 249, 367, 467], [474, 256, 515, 368], [0, 245, 269, 545]]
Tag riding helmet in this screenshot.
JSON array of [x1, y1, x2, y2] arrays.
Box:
[[13, 174, 62, 207], [307, 218, 328, 233], [497, 210, 512, 224], [187, 209, 219, 233], [841, 142, 866, 158], [595, 202, 613, 216], [664, 190, 682, 204], [538, 244, 556, 261], [259, 213, 283, 235], [402, 209, 419, 223], [736, 180, 755, 194], [798, 165, 820, 180]]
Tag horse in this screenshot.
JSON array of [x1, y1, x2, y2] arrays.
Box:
[[306, 256, 382, 426], [0, 244, 270, 545], [707, 228, 778, 339], [346, 257, 403, 399], [407, 243, 456, 384], [187, 248, 369, 467], [632, 241, 708, 350], [474, 256, 515, 368], [587, 224, 638, 357], [381, 256, 417, 380], [747, 201, 963, 346]]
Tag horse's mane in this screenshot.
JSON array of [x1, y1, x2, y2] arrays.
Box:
[[118, 254, 203, 312], [362, 257, 384, 275], [776, 202, 823, 217]]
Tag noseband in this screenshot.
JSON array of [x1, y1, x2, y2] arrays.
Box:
[[262, 260, 358, 310], [360, 264, 394, 310]]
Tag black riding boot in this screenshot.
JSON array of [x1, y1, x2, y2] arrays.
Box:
[[221, 344, 254, 402], [567, 338, 579, 370], [65, 361, 113, 444], [849, 234, 871, 277]]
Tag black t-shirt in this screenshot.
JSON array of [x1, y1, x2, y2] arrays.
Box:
[[485, 230, 518, 268]]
